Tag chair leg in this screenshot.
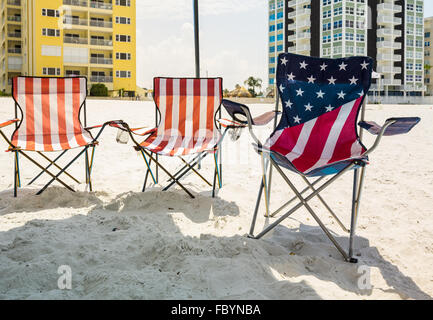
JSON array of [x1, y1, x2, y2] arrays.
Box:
[[348, 167, 366, 263], [142, 150, 195, 198], [28, 150, 72, 186], [270, 159, 350, 261], [270, 176, 326, 218], [180, 156, 213, 187], [14, 151, 18, 198], [261, 153, 270, 217], [142, 155, 153, 192], [301, 176, 349, 233], [167, 154, 202, 183], [16, 151, 21, 188], [36, 147, 89, 195], [214, 151, 222, 189], [162, 152, 208, 192], [212, 163, 217, 198], [85, 148, 93, 192], [248, 179, 265, 238]]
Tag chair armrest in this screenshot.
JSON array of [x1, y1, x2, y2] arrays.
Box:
[[0, 119, 19, 129], [217, 118, 247, 129], [253, 111, 280, 126], [359, 117, 421, 136], [221, 99, 280, 126], [221, 99, 251, 125], [361, 117, 421, 157]]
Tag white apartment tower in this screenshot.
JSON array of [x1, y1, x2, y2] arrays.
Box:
[[268, 0, 425, 97]]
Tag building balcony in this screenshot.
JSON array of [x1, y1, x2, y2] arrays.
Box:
[[7, 16, 21, 23], [7, 0, 21, 6], [378, 65, 401, 74], [63, 17, 88, 26], [377, 53, 401, 61], [377, 28, 402, 37], [64, 36, 88, 44], [289, 19, 310, 30], [90, 57, 113, 65], [287, 0, 310, 8], [377, 41, 402, 49], [90, 38, 113, 46], [288, 8, 310, 19], [377, 3, 402, 13], [7, 32, 21, 38], [377, 15, 402, 25], [90, 76, 113, 83], [89, 20, 113, 28], [63, 0, 88, 7], [8, 48, 21, 54], [288, 43, 310, 53], [382, 79, 402, 86], [8, 63, 21, 70], [89, 1, 112, 11]]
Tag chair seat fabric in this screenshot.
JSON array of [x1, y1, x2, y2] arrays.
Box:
[[11, 77, 92, 152], [141, 77, 223, 157], [141, 132, 220, 156]]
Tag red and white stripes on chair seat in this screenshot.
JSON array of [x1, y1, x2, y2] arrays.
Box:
[[141, 78, 223, 156], [267, 97, 367, 175], [11, 77, 94, 152]]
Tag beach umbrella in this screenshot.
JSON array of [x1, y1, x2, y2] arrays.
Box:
[[193, 0, 200, 78]]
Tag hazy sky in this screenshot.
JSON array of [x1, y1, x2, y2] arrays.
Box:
[[137, 1, 433, 90]]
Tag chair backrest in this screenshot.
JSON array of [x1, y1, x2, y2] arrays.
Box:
[[12, 76, 89, 151], [269, 53, 373, 174], [153, 77, 223, 139]]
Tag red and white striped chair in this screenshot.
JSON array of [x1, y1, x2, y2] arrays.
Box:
[[118, 77, 227, 198], [0, 76, 108, 197]]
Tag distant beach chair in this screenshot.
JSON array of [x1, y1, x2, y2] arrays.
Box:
[[0, 76, 111, 197], [227, 53, 420, 262], [114, 77, 228, 198]]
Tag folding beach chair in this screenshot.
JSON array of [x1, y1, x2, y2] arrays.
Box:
[[116, 77, 228, 198], [0, 76, 110, 197], [226, 53, 420, 262]]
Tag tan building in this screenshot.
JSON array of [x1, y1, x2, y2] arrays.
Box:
[[425, 16, 433, 95]]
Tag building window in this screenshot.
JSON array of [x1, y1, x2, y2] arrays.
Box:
[[115, 17, 131, 24], [42, 28, 60, 37], [43, 67, 61, 76], [42, 9, 60, 17], [116, 71, 131, 78], [116, 52, 131, 60], [116, 34, 131, 42], [116, 0, 131, 6]]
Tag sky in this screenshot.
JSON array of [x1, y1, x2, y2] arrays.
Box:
[[137, 0, 433, 91]]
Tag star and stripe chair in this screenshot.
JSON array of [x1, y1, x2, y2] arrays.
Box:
[[0, 76, 111, 197], [116, 77, 229, 198], [228, 53, 420, 262]]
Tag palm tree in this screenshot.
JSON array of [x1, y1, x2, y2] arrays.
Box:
[[244, 77, 263, 97]]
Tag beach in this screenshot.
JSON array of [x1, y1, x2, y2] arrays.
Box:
[[0, 98, 432, 300]]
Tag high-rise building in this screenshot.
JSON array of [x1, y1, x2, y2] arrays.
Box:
[[268, 0, 425, 97], [0, 0, 136, 97], [424, 16, 433, 95]]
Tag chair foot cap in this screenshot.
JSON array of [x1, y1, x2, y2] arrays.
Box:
[[349, 258, 358, 264]]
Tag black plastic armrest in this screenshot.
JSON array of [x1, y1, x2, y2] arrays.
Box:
[[221, 99, 251, 125], [359, 117, 421, 136], [221, 99, 280, 126]]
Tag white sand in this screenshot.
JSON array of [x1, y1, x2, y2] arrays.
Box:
[[0, 98, 432, 300]]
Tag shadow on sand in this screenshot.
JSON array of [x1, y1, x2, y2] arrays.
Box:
[[0, 186, 430, 300]]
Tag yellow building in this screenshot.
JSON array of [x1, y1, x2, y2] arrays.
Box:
[[0, 0, 136, 97]]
